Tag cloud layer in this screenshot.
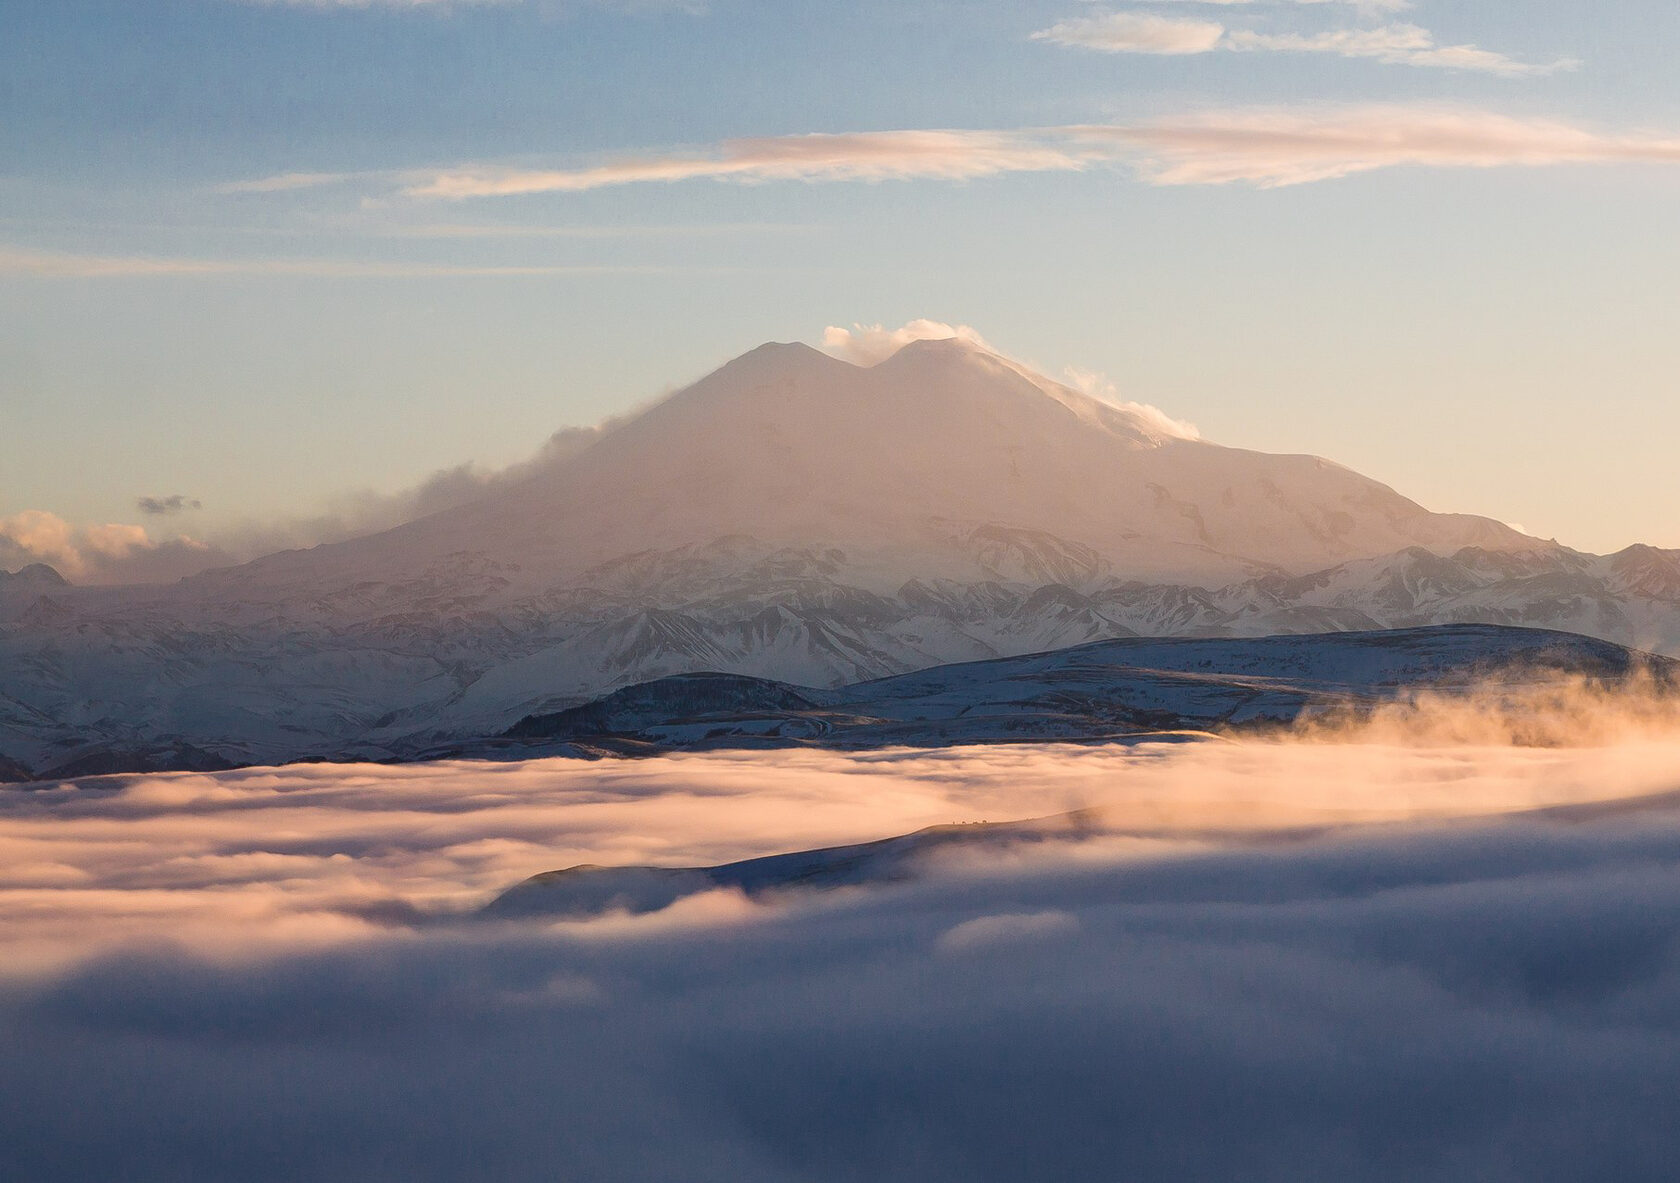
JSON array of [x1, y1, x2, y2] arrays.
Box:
[[4, 736, 1680, 1179], [6, 736, 1680, 970]]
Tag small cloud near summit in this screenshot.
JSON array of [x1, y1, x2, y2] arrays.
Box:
[[819, 320, 1200, 441], [136, 494, 202, 516], [820, 320, 992, 366]]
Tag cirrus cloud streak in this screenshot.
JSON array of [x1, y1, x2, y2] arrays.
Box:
[[0, 245, 670, 279], [1031, 10, 1572, 77], [224, 107, 1680, 200], [397, 129, 1093, 198]]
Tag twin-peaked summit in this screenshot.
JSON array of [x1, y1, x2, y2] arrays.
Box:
[[201, 332, 1530, 604], [4, 329, 1672, 774]]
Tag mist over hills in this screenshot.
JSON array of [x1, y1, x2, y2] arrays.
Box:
[[3, 332, 1678, 776]]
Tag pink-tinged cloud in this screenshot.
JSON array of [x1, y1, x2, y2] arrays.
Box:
[[1032, 10, 1571, 77], [399, 129, 1095, 198], [1069, 106, 1680, 187], [1030, 12, 1226, 56], [0, 510, 227, 585], [225, 107, 1680, 202], [819, 320, 995, 367]]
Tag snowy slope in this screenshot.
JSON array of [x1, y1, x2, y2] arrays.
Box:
[[179, 337, 1529, 603], [486, 625, 1673, 756]]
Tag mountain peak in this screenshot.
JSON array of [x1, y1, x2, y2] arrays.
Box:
[[743, 340, 830, 361], [173, 324, 1540, 608], [888, 334, 992, 359], [0, 563, 69, 588]]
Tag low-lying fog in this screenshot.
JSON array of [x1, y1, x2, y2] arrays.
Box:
[[6, 704, 1680, 1180]]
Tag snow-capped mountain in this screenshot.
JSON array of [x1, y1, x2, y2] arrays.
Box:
[[185, 336, 1526, 600], [2, 334, 1677, 777]]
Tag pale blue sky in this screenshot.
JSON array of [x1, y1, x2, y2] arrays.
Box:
[[3, 0, 1677, 575]]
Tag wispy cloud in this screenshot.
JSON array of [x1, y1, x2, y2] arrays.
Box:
[[136, 495, 203, 517], [820, 320, 994, 366], [1060, 366, 1201, 440], [0, 245, 671, 279], [371, 220, 809, 239], [1224, 24, 1579, 76], [1032, 10, 1573, 76], [224, 108, 1680, 201], [398, 130, 1092, 198], [1031, 11, 1226, 55], [1070, 106, 1680, 187], [218, 170, 362, 194], [234, 0, 705, 12]]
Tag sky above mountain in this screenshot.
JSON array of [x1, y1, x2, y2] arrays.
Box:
[[3, 0, 1677, 569]]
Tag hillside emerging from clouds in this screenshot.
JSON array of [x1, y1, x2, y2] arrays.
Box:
[[3, 332, 1679, 777]]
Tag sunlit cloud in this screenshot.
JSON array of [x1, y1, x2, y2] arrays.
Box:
[[4, 722, 1680, 1175], [398, 129, 1093, 198], [817, 322, 1200, 442], [819, 320, 993, 366], [0, 510, 224, 585], [10, 791, 1680, 1179], [6, 729, 1680, 968], [223, 107, 1680, 202], [1060, 366, 1201, 440], [1068, 106, 1680, 186], [1032, 11, 1226, 55], [1032, 10, 1573, 76]]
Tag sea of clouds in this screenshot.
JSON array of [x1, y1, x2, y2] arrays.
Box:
[[6, 730, 1680, 1180]]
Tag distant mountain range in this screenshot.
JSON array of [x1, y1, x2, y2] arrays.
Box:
[[3, 335, 1678, 777]]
